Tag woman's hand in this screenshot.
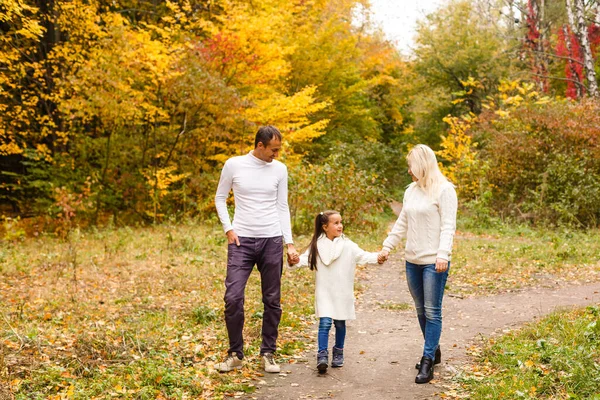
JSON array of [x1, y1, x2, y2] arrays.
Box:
[[378, 250, 390, 264], [435, 257, 448, 273]]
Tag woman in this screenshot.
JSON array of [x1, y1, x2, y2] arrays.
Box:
[[379, 144, 457, 384]]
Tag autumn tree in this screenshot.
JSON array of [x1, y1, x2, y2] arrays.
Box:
[[1, 0, 406, 225], [410, 0, 517, 145], [567, 0, 599, 97]]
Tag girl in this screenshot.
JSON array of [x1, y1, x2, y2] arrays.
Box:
[[289, 210, 383, 373], [379, 144, 458, 384]]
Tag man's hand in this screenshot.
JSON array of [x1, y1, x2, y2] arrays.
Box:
[[226, 230, 240, 246], [378, 249, 390, 264], [287, 244, 299, 265], [435, 257, 448, 273]]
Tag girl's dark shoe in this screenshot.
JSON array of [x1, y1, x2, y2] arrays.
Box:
[[415, 356, 434, 384], [317, 350, 328, 374], [415, 347, 441, 369], [331, 347, 344, 368]]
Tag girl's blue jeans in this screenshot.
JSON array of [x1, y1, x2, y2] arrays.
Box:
[[405, 261, 450, 360], [318, 317, 346, 352]]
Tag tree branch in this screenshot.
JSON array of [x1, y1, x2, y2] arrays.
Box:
[[530, 72, 588, 89], [164, 112, 187, 167], [524, 49, 585, 66]]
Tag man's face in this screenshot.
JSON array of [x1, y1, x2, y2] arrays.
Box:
[[254, 138, 282, 163]]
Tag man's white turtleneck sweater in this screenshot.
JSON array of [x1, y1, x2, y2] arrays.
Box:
[[383, 181, 457, 264], [215, 151, 293, 244]]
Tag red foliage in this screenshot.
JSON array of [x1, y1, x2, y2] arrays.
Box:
[[196, 33, 260, 77], [525, 0, 548, 92], [554, 22, 600, 99], [526, 1, 540, 43], [556, 26, 584, 99], [589, 24, 600, 56]]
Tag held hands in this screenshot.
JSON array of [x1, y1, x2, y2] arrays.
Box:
[[375, 249, 448, 272], [287, 244, 300, 265], [377, 249, 390, 264]]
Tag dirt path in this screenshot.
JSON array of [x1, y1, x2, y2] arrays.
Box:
[[250, 252, 600, 400]]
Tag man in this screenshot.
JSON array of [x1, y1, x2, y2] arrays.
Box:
[[214, 125, 300, 373]]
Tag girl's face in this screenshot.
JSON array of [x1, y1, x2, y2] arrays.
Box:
[[323, 213, 343, 240]]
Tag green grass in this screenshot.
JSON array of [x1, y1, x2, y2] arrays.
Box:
[[449, 221, 600, 296], [377, 301, 412, 311], [0, 217, 387, 399], [0, 221, 315, 399], [458, 306, 600, 399], [1, 212, 600, 398]]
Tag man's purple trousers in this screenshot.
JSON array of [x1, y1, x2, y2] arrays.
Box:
[[224, 236, 283, 358]]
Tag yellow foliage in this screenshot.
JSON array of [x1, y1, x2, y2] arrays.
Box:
[[206, 154, 231, 164], [144, 166, 189, 198], [0, 141, 23, 156], [460, 76, 484, 89], [143, 166, 190, 221], [211, 0, 295, 92], [438, 115, 485, 200], [244, 85, 330, 151], [488, 79, 553, 111]]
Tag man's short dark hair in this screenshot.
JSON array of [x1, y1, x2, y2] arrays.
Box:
[[255, 125, 282, 148]]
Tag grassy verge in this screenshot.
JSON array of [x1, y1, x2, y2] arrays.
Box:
[[0, 219, 385, 399], [449, 222, 600, 296], [455, 306, 600, 399], [1, 212, 599, 398]]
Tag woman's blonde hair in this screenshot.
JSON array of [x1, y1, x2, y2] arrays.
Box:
[[407, 144, 450, 199]]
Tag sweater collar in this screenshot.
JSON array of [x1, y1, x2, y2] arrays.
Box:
[[316, 234, 346, 266], [248, 150, 269, 166]]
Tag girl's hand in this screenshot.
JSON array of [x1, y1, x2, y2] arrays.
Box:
[[287, 257, 299, 266], [435, 258, 448, 273]]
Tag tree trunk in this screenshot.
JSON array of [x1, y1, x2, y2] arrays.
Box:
[[94, 130, 113, 224], [537, 0, 549, 92], [562, 24, 583, 98], [507, 0, 516, 32], [571, 0, 599, 97], [528, 0, 549, 91]]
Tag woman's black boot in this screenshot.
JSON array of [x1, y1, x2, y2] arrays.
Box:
[[415, 356, 434, 384], [415, 347, 441, 369]]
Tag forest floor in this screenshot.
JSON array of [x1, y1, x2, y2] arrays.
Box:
[[2, 208, 599, 399], [252, 250, 600, 400], [251, 203, 600, 399]]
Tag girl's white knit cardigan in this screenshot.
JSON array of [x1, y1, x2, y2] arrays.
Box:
[[293, 234, 379, 320]]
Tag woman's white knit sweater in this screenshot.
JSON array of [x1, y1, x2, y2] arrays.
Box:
[[383, 181, 457, 264]]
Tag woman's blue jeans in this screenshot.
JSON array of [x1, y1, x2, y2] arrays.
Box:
[[318, 317, 346, 352], [405, 261, 450, 360]]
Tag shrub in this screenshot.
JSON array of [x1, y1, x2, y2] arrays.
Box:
[[288, 155, 388, 234], [471, 98, 600, 227]]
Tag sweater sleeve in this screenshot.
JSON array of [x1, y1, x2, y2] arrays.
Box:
[[351, 241, 379, 265], [382, 187, 410, 252], [276, 165, 294, 244], [437, 184, 458, 260], [215, 160, 233, 233]]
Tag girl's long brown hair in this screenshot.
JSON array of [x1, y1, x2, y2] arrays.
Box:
[[308, 210, 339, 271]]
